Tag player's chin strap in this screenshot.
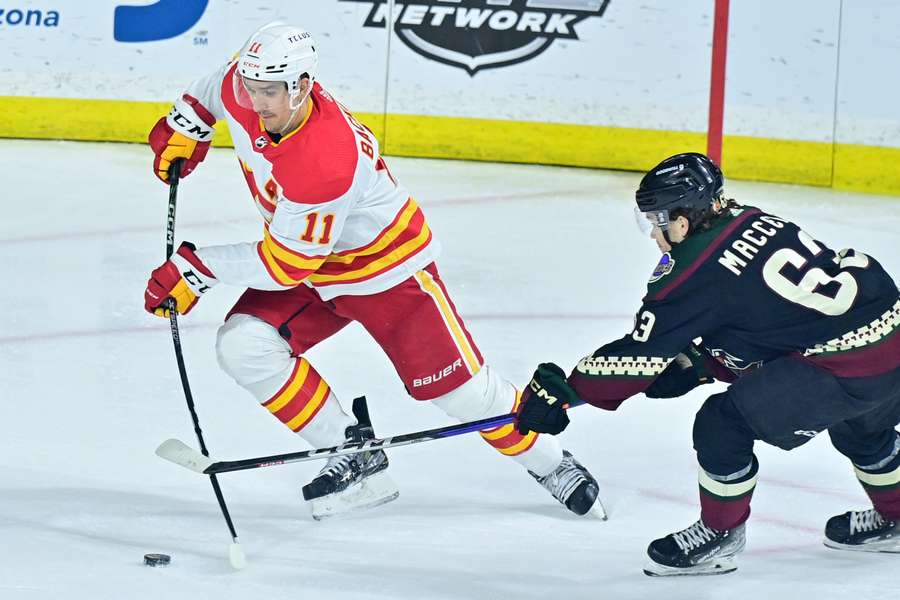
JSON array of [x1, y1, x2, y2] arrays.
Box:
[[274, 79, 314, 135], [661, 228, 674, 246]]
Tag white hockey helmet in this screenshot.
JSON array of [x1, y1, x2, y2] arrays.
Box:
[[234, 22, 318, 110]]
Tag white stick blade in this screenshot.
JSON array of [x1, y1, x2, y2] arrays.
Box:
[[155, 439, 215, 474], [229, 542, 247, 570]]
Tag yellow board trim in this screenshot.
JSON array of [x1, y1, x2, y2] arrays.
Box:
[[721, 135, 833, 187], [1, 96, 898, 196], [834, 144, 900, 197], [384, 113, 706, 172]]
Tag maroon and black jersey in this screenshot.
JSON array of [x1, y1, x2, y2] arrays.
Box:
[[570, 205, 900, 410]]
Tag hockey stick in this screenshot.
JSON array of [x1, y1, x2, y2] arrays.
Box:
[[164, 159, 246, 570], [157, 397, 585, 475]]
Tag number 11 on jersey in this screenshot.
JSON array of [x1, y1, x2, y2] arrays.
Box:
[[300, 212, 335, 245]]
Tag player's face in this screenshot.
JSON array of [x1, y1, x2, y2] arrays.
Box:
[[242, 78, 291, 130], [650, 216, 689, 252]]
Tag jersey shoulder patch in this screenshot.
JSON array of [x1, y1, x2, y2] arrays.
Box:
[[648, 252, 676, 283]]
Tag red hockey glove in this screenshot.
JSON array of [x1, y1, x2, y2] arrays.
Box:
[[148, 94, 216, 183], [144, 242, 218, 318], [515, 363, 580, 435]]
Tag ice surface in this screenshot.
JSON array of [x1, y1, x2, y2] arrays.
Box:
[[1, 139, 898, 599]]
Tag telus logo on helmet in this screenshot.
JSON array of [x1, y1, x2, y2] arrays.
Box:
[[287, 32, 312, 44], [341, 0, 610, 75], [114, 0, 208, 43]]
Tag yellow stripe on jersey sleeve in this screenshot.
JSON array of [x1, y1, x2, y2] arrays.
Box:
[[259, 239, 304, 286], [263, 226, 327, 271], [326, 200, 419, 264], [307, 223, 431, 284]]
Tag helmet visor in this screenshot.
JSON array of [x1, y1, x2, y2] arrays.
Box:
[[231, 72, 290, 112], [634, 206, 671, 238]]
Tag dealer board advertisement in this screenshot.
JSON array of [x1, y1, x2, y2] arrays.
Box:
[[0, 1, 898, 193]]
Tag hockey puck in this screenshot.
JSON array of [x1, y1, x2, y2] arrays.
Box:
[[143, 553, 171, 567]]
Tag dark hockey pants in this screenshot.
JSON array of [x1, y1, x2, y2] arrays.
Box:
[[692, 356, 900, 529]]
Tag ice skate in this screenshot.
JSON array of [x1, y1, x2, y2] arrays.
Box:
[[823, 509, 900, 553], [530, 450, 607, 518], [301, 398, 399, 520], [644, 519, 745, 577]]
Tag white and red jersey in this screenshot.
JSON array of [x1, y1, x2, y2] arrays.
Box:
[[180, 62, 440, 300]]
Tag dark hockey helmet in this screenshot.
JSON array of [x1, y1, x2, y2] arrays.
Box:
[[635, 152, 724, 234]]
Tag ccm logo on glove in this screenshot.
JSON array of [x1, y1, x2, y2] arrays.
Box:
[[516, 363, 581, 435], [144, 242, 218, 317], [148, 94, 217, 183], [530, 378, 560, 404]]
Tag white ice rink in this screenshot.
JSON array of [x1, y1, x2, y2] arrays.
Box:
[[1, 139, 898, 599]]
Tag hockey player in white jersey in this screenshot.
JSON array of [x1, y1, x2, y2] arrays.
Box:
[[142, 22, 603, 519]]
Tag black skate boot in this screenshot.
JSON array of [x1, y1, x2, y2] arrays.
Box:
[[824, 509, 900, 552], [644, 519, 746, 577], [301, 397, 399, 520], [529, 450, 607, 518]]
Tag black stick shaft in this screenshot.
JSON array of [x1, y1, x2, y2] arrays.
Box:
[[166, 159, 240, 542], [200, 399, 584, 475]]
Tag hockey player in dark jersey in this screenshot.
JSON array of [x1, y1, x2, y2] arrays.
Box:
[[516, 152, 900, 576]]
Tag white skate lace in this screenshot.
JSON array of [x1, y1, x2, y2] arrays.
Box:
[[850, 509, 887, 534], [672, 520, 718, 552], [537, 455, 586, 503], [318, 454, 357, 479]]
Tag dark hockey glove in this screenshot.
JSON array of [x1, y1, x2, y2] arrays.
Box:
[[516, 363, 580, 435], [644, 345, 713, 399]]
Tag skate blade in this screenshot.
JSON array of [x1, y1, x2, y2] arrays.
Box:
[[823, 538, 900, 553], [309, 471, 400, 521], [643, 557, 737, 577]]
